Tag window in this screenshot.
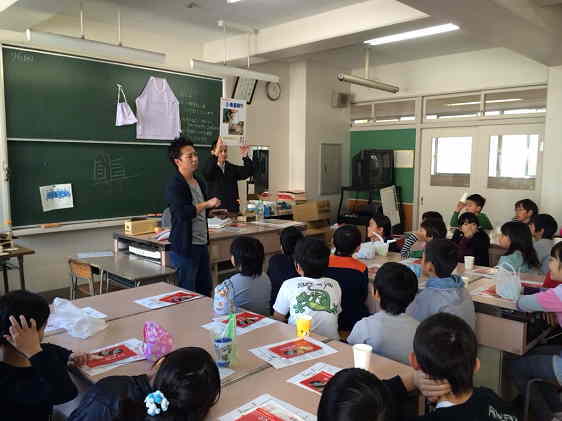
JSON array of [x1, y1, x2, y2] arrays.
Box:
[[374, 100, 415, 123], [488, 134, 539, 190], [430, 136, 472, 187], [425, 94, 481, 120], [351, 104, 373, 125], [484, 88, 546, 117]]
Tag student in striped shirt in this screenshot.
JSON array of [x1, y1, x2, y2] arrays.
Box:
[[401, 212, 446, 259]]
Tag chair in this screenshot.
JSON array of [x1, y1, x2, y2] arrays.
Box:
[[523, 378, 562, 421], [68, 258, 96, 299]]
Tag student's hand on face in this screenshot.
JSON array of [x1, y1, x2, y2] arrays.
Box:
[[3, 315, 42, 359], [455, 201, 465, 213], [414, 371, 452, 402]]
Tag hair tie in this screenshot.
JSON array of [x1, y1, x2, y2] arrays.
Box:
[[145, 390, 169, 416]]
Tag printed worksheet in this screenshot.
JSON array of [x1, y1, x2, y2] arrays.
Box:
[[249, 337, 337, 369], [134, 290, 201, 309], [202, 312, 278, 335], [286, 363, 342, 395], [218, 394, 316, 421], [83, 338, 144, 376]]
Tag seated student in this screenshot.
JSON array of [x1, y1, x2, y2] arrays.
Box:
[[401, 211, 444, 258], [326, 225, 369, 332], [402, 218, 448, 259], [406, 239, 476, 329], [68, 347, 220, 421], [450, 193, 493, 230], [451, 212, 490, 267], [514, 198, 539, 224], [267, 226, 303, 312], [530, 214, 558, 275], [498, 221, 540, 273], [226, 236, 272, 316], [347, 262, 419, 365], [510, 241, 562, 421], [273, 237, 342, 340], [317, 367, 452, 421], [0, 290, 85, 421], [408, 313, 518, 421], [368, 214, 400, 252]]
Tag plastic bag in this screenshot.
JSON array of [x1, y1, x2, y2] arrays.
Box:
[[143, 321, 174, 362], [213, 279, 236, 316], [115, 84, 137, 126], [50, 298, 107, 339], [210, 313, 237, 368], [495, 262, 522, 301], [355, 242, 377, 260]]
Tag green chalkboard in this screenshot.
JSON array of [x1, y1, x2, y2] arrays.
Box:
[[2, 46, 220, 227], [3, 46, 221, 144], [8, 141, 210, 227]]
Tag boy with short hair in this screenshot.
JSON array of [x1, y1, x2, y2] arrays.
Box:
[[450, 194, 493, 230], [273, 238, 342, 340], [407, 239, 475, 329], [515, 199, 539, 224], [530, 214, 558, 274], [347, 262, 419, 365], [408, 313, 518, 420], [326, 225, 369, 332]]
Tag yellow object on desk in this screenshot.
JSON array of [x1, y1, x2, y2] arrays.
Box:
[[296, 315, 312, 337], [124, 219, 158, 235]]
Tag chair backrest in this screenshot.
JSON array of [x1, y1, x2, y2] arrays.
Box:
[[68, 259, 93, 280]]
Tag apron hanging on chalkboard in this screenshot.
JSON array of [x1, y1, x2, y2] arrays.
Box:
[[115, 84, 138, 126]]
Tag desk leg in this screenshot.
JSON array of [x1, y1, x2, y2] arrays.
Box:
[[17, 256, 26, 290], [2, 264, 8, 293], [212, 263, 219, 289]]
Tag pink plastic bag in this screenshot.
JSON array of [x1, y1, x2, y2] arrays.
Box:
[[143, 321, 174, 361]]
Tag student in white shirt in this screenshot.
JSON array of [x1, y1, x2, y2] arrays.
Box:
[[273, 238, 342, 340]]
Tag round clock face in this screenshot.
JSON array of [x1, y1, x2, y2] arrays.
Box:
[[266, 82, 281, 101]]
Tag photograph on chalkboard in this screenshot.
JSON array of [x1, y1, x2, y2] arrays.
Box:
[[232, 77, 257, 104], [220, 98, 246, 146]]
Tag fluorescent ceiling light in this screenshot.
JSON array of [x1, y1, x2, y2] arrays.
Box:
[[227, 0, 243, 3], [446, 98, 522, 106], [191, 59, 279, 83], [25, 29, 165, 64], [364, 23, 459, 46]]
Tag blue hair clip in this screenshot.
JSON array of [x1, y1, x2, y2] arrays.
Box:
[[145, 390, 169, 416]]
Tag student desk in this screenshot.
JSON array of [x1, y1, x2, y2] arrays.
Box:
[[0, 245, 35, 291], [45, 282, 202, 337], [209, 340, 417, 419], [74, 253, 177, 291], [47, 296, 325, 386], [113, 220, 306, 281]]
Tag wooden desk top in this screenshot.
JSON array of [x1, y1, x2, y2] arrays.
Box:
[[114, 220, 306, 249], [0, 245, 35, 260], [209, 340, 413, 419], [47, 297, 321, 385], [74, 254, 175, 281]]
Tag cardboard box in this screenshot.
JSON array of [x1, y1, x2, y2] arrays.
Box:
[[293, 200, 331, 222], [124, 219, 158, 235]]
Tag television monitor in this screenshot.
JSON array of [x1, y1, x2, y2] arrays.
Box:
[[351, 149, 394, 188]]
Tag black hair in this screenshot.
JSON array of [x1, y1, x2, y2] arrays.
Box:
[[423, 239, 458, 278], [421, 211, 443, 222], [551, 242, 562, 263], [466, 194, 486, 209], [0, 290, 50, 346], [515, 199, 539, 216], [420, 219, 447, 240], [531, 214, 558, 240], [280, 226, 304, 256], [371, 214, 392, 239], [501, 221, 540, 268], [413, 313, 477, 395], [333, 225, 362, 257], [114, 347, 220, 421], [317, 368, 394, 421], [458, 212, 479, 227], [374, 262, 418, 315], [230, 236, 264, 277], [168, 137, 195, 167], [293, 237, 330, 279]]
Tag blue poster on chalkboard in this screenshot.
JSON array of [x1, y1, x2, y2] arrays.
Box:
[[39, 183, 74, 212]]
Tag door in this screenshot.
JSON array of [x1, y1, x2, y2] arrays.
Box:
[[321, 143, 342, 195], [419, 124, 543, 228]]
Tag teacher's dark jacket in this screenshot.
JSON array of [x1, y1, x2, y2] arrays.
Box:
[[202, 155, 254, 213], [165, 171, 209, 257]]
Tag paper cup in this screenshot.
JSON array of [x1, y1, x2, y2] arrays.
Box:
[[464, 256, 475, 271], [459, 192, 468, 203], [554, 237, 562, 245], [296, 314, 312, 337], [213, 337, 233, 368], [353, 344, 373, 370]]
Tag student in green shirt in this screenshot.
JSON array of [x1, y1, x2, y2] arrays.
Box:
[[450, 194, 493, 230]]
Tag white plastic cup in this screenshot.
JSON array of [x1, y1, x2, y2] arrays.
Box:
[[353, 344, 373, 370], [464, 256, 475, 271], [459, 192, 469, 203], [554, 237, 562, 245]]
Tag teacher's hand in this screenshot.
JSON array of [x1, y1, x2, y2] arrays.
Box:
[[206, 197, 221, 209], [240, 144, 250, 157]]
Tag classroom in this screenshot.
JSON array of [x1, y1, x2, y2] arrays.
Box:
[[1, 0, 562, 420]]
